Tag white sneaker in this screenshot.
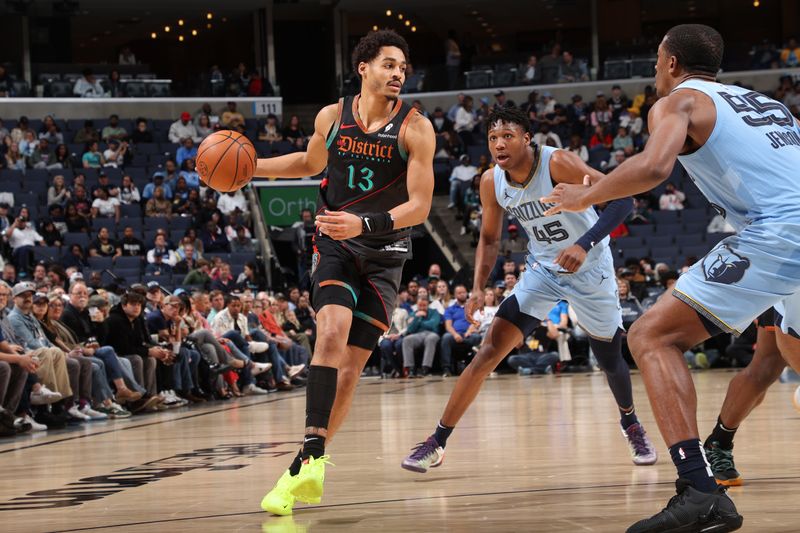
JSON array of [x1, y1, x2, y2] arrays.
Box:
[[80, 404, 108, 420], [30, 386, 63, 406], [288, 364, 306, 379], [67, 405, 91, 422], [159, 390, 181, 408], [244, 383, 269, 395], [251, 362, 273, 376], [22, 414, 47, 431]]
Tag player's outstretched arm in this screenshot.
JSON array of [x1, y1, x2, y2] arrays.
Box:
[[466, 169, 503, 323], [541, 93, 692, 214], [549, 150, 633, 273], [387, 113, 436, 229], [252, 104, 337, 179]]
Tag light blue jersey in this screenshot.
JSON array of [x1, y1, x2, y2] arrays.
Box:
[[493, 146, 621, 340], [671, 79, 800, 337], [494, 145, 610, 272], [675, 79, 800, 232]]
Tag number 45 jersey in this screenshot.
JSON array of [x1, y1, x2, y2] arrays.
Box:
[[494, 145, 611, 273], [319, 95, 418, 258], [674, 79, 800, 232]]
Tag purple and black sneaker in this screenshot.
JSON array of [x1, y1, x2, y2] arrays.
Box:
[[401, 436, 445, 473], [622, 422, 658, 466]]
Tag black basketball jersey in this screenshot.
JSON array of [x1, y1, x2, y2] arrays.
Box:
[[319, 95, 417, 256]]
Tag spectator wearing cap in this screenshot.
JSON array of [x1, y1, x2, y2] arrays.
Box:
[[4, 213, 44, 275], [145, 250, 173, 276], [501, 224, 528, 254], [6, 282, 74, 406], [606, 150, 627, 170], [521, 55, 541, 84], [168, 112, 201, 144], [448, 154, 478, 211], [493, 90, 516, 110], [558, 51, 588, 83]]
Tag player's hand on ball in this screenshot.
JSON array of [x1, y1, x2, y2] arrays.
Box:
[[555, 244, 588, 273], [465, 291, 483, 326], [541, 175, 593, 216], [315, 210, 362, 240]]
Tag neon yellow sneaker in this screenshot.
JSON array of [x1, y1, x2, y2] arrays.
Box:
[[289, 455, 333, 504], [261, 469, 297, 516]]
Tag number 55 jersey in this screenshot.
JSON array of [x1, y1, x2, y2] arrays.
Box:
[[670, 79, 800, 338], [494, 144, 611, 273], [320, 95, 418, 258]]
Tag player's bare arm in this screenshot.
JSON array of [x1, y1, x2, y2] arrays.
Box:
[[548, 149, 634, 273], [315, 112, 435, 240], [253, 103, 337, 179], [466, 168, 503, 325], [541, 93, 694, 215]]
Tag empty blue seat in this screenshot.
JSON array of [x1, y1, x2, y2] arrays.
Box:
[[651, 210, 680, 225], [707, 233, 733, 247], [230, 252, 256, 265], [119, 203, 142, 219], [681, 208, 707, 224], [91, 218, 117, 234], [35, 246, 62, 262], [647, 235, 674, 248], [627, 225, 655, 237], [614, 236, 643, 249], [655, 223, 682, 237], [115, 255, 143, 270], [88, 256, 114, 270], [622, 247, 648, 261], [144, 217, 169, 230], [170, 216, 192, 231], [683, 244, 711, 258], [675, 234, 704, 247], [64, 232, 90, 249]]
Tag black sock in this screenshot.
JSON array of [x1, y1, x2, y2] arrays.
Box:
[[669, 439, 718, 493], [433, 421, 454, 448], [301, 365, 338, 460], [706, 416, 737, 450], [302, 434, 326, 461], [288, 449, 303, 476], [620, 406, 639, 429]]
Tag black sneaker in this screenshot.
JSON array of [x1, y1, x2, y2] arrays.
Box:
[[704, 440, 742, 487], [626, 478, 743, 533]]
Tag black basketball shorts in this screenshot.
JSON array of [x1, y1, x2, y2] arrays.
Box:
[[311, 236, 404, 350]]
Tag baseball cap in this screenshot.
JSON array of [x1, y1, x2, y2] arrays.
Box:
[[69, 272, 84, 284], [146, 281, 161, 292], [479, 96, 489, 105], [494, 90, 505, 97], [542, 91, 552, 98], [32, 292, 49, 304], [494, 280, 506, 289], [0, 202, 9, 210], [596, 90, 605, 96], [88, 294, 108, 308], [12, 282, 36, 297], [180, 112, 191, 121], [612, 84, 621, 90], [507, 224, 518, 232]]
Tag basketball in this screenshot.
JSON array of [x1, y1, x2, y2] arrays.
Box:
[[196, 130, 258, 192]]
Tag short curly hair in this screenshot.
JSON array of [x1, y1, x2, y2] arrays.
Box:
[[351, 29, 410, 78]]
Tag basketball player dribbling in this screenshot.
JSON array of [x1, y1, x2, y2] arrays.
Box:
[[255, 30, 435, 515], [543, 24, 800, 532], [401, 107, 658, 474]]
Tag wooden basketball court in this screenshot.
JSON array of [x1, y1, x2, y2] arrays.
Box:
[[1, 370, 798, 532]]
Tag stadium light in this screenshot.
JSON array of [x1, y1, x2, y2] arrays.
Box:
[[192, 29, 198, 36], [164, 25, 170, 32], [405, 20, 410, 26], [206, 12, 213, 19], [178, 19, 184, 26], [411, 26, 416, 32], [178, 35, 184, 42], [398, 13, 403, 20], [385, 9, 391, 16], [151, 32, 157, 39], [372, 25, 378, 31]]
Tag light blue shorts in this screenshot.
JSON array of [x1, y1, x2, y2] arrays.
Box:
[[674, 224, 800, 338], [509, 249, 623, 341]]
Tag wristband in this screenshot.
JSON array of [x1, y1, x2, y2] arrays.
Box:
[[360, 212, 394, 234]]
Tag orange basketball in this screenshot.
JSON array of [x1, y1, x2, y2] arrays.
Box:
[[196, 130, 257, 192]]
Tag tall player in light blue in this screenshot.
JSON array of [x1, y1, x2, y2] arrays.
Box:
[[543, 24, 800, 533], [401, 106, 657, 474]]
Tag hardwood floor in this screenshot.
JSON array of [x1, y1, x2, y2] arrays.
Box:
[[1, 370, 798, 532]]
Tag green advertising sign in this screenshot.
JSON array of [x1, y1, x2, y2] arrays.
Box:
[[258, 182, 320, 226]]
